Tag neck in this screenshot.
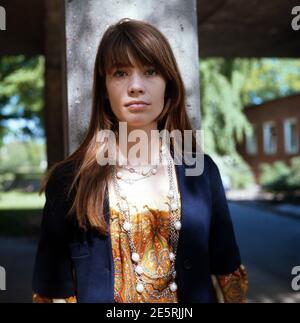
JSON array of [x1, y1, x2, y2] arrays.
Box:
[[117, 122, 161, 166]]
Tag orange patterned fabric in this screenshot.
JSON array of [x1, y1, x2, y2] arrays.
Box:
[[107, 165, 181, 303], [32, 293, 77, 303], [33, 166, 248, 303], [216, 265, 248, 303], [109, 206, 179, 303], [32, 259, 248, 303]]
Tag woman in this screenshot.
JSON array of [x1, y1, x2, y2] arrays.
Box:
[[32, 18, 248, 303]]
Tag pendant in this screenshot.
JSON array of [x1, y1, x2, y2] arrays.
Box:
[[131, 252, 140, 262], [169, 282, 178, 292], [174, 221, 182, 231], [135, 265, 143, 275], [169, 252, 175, 261], [136, 282, 144, 293], [123, 221, 131, 231], [171, 201, 178, 211], [116, 171, 123, 179]]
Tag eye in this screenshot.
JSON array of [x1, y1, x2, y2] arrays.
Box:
[[145, 68, 157, 76], [113, 70, 127, 77]]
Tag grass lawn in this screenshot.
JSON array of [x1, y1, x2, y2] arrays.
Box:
[[0, 191, 45, 209], [0, 191, 45, 237]]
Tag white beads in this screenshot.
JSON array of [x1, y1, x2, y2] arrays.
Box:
[[142, 169, 148, 176], [119, 191, 126, 199], [135, 265, 143, 275], [123, 221, 131, 231], [112, 153, 181, 299], [120, 201, 128, 212], [131, 252, 140, 263], [174, 221, 182, 231], [136, 282, 144, 293], [171, 201, 178, 211], [160, 145, 166, 152], [169, 252, 175, 262], [169, 282, 178, 292], [151, 168, 157, 175], [167, 190, 174, 199], [116, 171, 123, 179]]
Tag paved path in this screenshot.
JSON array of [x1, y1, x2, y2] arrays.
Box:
[[0, 237, 38, 303], [230, 202, 300, 303]]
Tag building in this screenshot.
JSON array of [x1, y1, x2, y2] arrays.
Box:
[[237, 94, 300, 180], [0, 0, 300, 166]]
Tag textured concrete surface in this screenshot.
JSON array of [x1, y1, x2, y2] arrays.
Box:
[[64, 0, 201, 153]]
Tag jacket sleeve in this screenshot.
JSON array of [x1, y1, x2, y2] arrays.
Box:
[[215, 265, 248, 303], [206, 154, 242, 275], [32, 170, 76, 298]]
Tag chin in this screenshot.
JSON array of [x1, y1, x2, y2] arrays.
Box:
[[126, 120, 149, 129], [123, 116, 150, 127]]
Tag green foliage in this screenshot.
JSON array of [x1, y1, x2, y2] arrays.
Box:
[[0, 191, 45, 210], [259, 158, 300, 195], [240, 58, 300, 106], [0, 140, 46, 174], [200, 58, 300, 157], [260, 161, 290, 187], [211, 153, 255, 189], [0, 55, 44, 145], [287, 158, 300, 189], [0, 140, 46, 193], [200, 59, 252, 156]]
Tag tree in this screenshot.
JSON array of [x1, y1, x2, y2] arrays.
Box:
[[240, 58, 300, 106], [200, 58, 300, 156], [0, 56, 44, 145], [200, 58, 251, 155]]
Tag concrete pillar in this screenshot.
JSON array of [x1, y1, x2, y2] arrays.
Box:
[[64, 0, 200, 153], [44, 0, 68, 167]]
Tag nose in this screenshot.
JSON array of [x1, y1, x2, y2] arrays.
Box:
[[127, 72, 145, 95]]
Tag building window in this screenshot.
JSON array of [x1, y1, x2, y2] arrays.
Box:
[[263, 122, 277, 155], [284, 118, 298, 154], [246, 126, 257, 155]]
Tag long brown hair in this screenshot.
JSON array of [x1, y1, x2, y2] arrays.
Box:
[[41, 18, 197, 235]]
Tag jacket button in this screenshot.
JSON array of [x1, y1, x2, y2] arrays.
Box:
[[183, 258, 192, 270]]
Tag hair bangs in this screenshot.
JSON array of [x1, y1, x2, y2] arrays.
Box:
[[100, 30, 166, 78]]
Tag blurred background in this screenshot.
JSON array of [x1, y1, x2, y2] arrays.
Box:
[[0, 0, 300, 303]]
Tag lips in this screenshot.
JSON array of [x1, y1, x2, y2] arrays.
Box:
[[126, 103, 148, 109], [125, 101, 150, 108]]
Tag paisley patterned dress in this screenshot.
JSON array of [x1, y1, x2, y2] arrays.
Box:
[[33, 163, 248, 303], [107, 162, 181, 303]]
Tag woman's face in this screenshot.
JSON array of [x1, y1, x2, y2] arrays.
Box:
[[105, 62, 167, 130]]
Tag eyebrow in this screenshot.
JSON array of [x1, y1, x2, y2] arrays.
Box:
[[107, 64, 157, 75]]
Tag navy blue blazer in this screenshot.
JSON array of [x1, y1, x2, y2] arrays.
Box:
[[32, 154, 241, 303]]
